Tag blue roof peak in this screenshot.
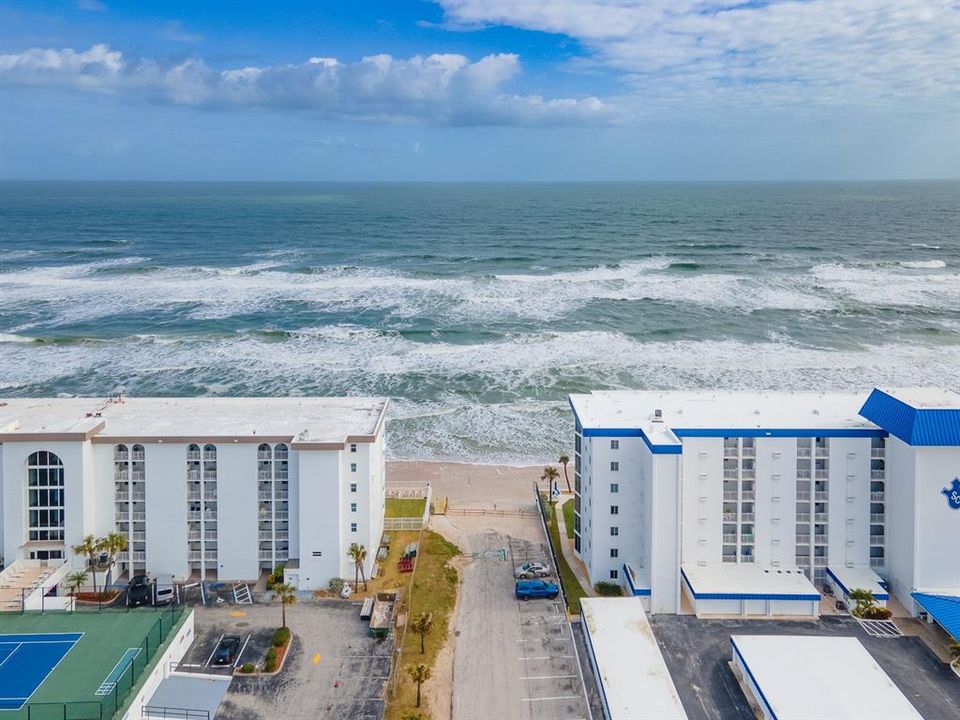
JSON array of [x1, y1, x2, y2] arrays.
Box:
[[859, 388, 960, 446]]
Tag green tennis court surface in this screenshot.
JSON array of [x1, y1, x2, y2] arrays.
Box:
[[0, 609, 185, 719]]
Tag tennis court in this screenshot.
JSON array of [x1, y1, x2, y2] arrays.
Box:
[[0, 633, 82, 710], [0, 608, 186, 719]]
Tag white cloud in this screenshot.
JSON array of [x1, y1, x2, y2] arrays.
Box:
[[77, 0, 107, 12], [437, 0, 960, 113], [0, 45, 613, 126]]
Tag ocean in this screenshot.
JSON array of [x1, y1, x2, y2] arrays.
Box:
[[1, 181, 958, 463]]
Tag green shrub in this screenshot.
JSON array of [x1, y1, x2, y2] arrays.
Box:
[[239, 662, 255, 674], [272, 626, 291, 647], [328, 577, 345, 595], [264, 647, 279, 673], [266, 565, 285, 590], [594, 581, 623, 597]]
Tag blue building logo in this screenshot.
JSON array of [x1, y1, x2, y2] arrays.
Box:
[[941, 477, 960, 510]]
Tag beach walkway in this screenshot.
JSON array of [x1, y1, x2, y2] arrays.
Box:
[[554, 495, 596, 598]]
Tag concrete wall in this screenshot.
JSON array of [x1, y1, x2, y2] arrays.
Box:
[[143, 443, 190, 579], [295, 450, 342, 589], [121, 610, 196, 720], [913, 446, 960, 594], [215, 443, 259, 581], [885, 437, 917, 607]]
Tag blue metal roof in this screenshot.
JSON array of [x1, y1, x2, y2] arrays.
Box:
[[911, 592, 960, 641], [859, 388, 960, 446]]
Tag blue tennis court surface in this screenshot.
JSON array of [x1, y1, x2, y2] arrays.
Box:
[[0, 632, 82, 710]]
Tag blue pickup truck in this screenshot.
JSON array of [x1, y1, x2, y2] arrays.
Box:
[[515, 579, 560, 601]]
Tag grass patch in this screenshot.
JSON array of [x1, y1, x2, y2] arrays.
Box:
[[382, 530, 461, 720], [562, 499, 576, 539], [539, 493, 588, 615], [385, 498, 427, 518]]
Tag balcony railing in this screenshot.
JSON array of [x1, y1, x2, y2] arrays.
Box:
[[723, 491, 738, 501], [815, 470, 829, 479], [813, 556, 828, 566], [741, 513, 755, 522], [187, 450, 201, 461], [722, 533, 737, 543], [722, 512, 738, 521], [257, 450, 272, 460], [870, 470, 885, 479], [870, 491, 885, 501], [796, 469, 811, 478], [742, 470, 756, 480], [203, 451, 217, 461], [815, 447, 830, 458], [741, 447, 756, 458], [871, 448, 885, 458], [814, 513, 829, 522], [258, 470, 273, 480], [796, 492, 811, 501], [795, 555, 810, 565], [814, 534, 828, 544], [815, 491, 829, 501], [870, 557, 885, 568], [796, 512, 811, 522], [870, 535, 885, 545], [797, 447, 812, 457], [723, 470, 739, 479], [795, 534, 810, 544], [742, 491, 756, 501], [741, 534, 755, 544], [870, 513, 885, 523], [187, 470, 201, 481], [131, 511, 146, 521]]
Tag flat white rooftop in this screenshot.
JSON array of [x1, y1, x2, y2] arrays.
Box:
[[731, 635, 922, 720], [581, 597, 688, 720], [570, 389, 896, 433], [682, 563, 820, 599], [880, 386, 960, 409], [0, 396, 388, 443], [825, 565, 889, 600]]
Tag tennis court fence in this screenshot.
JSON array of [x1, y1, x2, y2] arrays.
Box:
[[19, 604, 186, 720]]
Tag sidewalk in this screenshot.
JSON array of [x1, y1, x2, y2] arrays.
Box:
[[554, 495, 595, 598]]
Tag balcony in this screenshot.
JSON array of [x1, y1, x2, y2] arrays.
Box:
[[797, 447, 812, 458], [815, 447, 829, 458], [814, 534, 828, 544], [814, 513, 829, 522], [741, 513, 755, 522], [813, 556, 828, 566], [870, 557, 885, 568], [741, 534, 755, 544], [741, 446, 756, 458], [796, 491, 811, 501], [187, 450, 201, 461], [257, 450, 272, 460], [795, 534, 810, 544], [187, 491, 201, 501], [723, 470, 739, 479], [130, 471, 145, 482], [274, 490, 289, 501], [203, 451, 217, 461], [870, 470, 885, 479], [259, 531, 274, 540], [187, 470, 201, 481], [723, 491, 738, 501], [187, 511, 202, 521], [131, 450, 145, 462], [258, 491, 274, 501], [871, 448, 885, 459], [722, 533, 737, 543], [870, 491, 885, 501], [796, 469, 811, 479], [131, 511, 146, 521], [115, 492, 130, 503], [815, 491, 829, 501], [815, 470, 829, 479], [258, 470, 273, 480], [741, 491, 756, 501], [796, 512, 811, 522], [795, 555, 810, 565], [870, 513, 885, 523], [742, 469, 756, 480], [722, 512, 738, 522], [870, 535, 885, 545]]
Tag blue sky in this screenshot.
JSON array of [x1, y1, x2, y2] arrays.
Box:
[[1, 0, 958, 180]]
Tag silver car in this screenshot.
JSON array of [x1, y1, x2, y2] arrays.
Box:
[[514, 561, 551, 579]]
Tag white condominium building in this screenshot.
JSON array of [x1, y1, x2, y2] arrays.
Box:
[[0, 396, 388, 590], [569, 388, 960, 618]]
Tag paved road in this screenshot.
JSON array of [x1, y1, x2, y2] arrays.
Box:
[[449, 518, 592, 720]]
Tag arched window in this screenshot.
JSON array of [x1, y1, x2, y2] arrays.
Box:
[[27, 451, 65, 542], [258, 443, 272, 461]]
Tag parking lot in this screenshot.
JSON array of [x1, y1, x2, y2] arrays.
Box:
[[442, 514, 594, 720], [650, 614, 960, 720], [179, 600, 393, 720]]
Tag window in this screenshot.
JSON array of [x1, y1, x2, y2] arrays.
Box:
[[609, 569, 619, 580], [350, 503, 357, 513], [350, 523, 357, 533], [610, 505, 619, 515], [610, 526, 619, 536], [610, 483, 619, 493], [350, 483, 357, 493], [27, 451, 65, 542], [610, 461, 619, 472], [350, 463, 357, 473], [610, 440, 619, 450], [350, 443, 357, 453], [610, 548, 619, 558]]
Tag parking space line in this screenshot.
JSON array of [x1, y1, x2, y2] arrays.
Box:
[[234, 634, 251, 668], [516, 655, 575, 661], [520, 674, 578, 680], [521, 695, 582, 702], [204, 634, 224, 668]]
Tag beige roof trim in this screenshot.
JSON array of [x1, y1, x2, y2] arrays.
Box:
[[289, 441, 345, 451], [90, 435, 295, 445], [0, 420, 106, 443]]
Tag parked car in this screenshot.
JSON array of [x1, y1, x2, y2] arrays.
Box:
[[126, 575, 152, 607], [213, 636, 241, 666], [514, 561, 551, 579], [153, 574, 175, 606], [515, 579, 560, 601]]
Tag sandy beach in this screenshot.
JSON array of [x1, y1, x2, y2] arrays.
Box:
[[387, 459, 572, 510]]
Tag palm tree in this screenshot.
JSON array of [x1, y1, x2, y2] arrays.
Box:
[[949, 640, 960, 665], [407, 663, 431, 708], [274, 582, 297, 628], [101, 531, 128, 588], [848, 588, 877, 618], [558, 454, 571, 494], [71, 535, 100, 596], [542, 466, 560, 497], [348, 543, 368, 591], [66, 570, 87, 596], [411, 612, 433, 654]]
